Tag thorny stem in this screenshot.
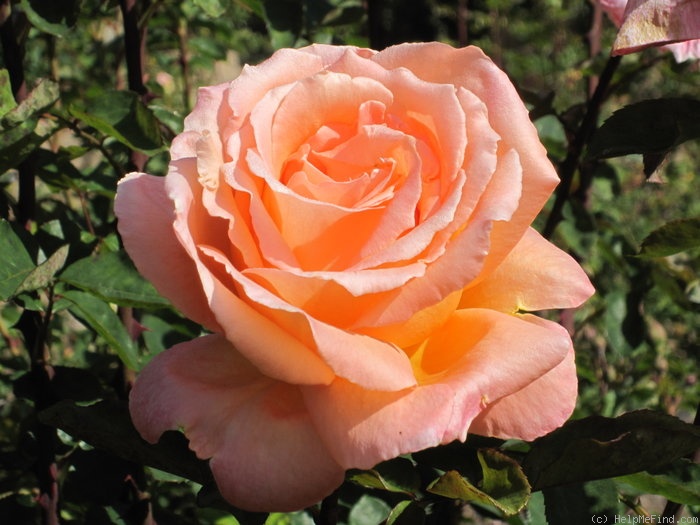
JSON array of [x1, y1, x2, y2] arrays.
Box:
[[119, 0, 149, 171], [119, 0, 147, 96], [542, 54, 621, 240], [115, 2, 155, 518], [586, 2, 604, 97], [16, 288, 60, 525], [116, 0, 149, 387], [1, 7, 60, 524]]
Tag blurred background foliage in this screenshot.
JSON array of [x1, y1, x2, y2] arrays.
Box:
[[0, 0, 698, 524]]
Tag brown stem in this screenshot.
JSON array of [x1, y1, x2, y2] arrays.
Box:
[[119, 0, 147, 96], [17, 289, 60, 525], [1, 11, 59, 519], [366, 0, 387, 50], [586, 2, 604, 97], [177, 17, 191, 114], [78, 190, 96, 237], [542, 55, 621, 239], [457, 0, 468, 47], [119, 0, 149, 171]]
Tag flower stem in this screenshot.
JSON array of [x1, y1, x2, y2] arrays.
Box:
[[543, 54, 621, 239]]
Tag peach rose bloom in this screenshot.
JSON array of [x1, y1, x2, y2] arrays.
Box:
[[597, 0, 700, 61], [115, 43, 594, 512]]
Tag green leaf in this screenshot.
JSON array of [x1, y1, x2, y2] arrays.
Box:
[[0, 78, 60, 128], [192, 0, 226, 17], [19, 0, 81, 37], [385, 501, 425, 525], [348, 495, 391, 525], [638, 217, 700, 257], [522, 410, 700, 491], [542, 480, 620, 525], [68, 90, 163, 154], [0, 219, 36, 300], [14, 244, 69, 295], [478, 449, 531, 513], [427, 449, 530, 516], [523, 491, 547, 525], [616, 459, 700, 506], [321, 2, 365, 26], [39, 399, 212, 484], [234, 0, 266, 19], [61, 290, 140, 370], [0, 116, 60, 172], [265, 511, 314, 525], [260, 0, 302, 49], [0, 77, 61, 171], [14, 365, 103, 403], [348, 457, 420, 496], [587, 98, 700, 160], [0, 69, 17, 114], [60, 251, 170, 308]]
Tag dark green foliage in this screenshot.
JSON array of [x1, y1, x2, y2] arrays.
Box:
[[0, 0, 698, 523]]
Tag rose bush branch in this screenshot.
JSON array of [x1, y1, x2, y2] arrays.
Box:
[[543, 54, 621, 239], [0, 7, 62, 525]]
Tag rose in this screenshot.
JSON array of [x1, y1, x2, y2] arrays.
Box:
[[115, 42, 594, 512], [596, 0, 700, 61]]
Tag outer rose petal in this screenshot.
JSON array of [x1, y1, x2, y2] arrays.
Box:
[[303, 309, 572, 469], [460, 227, 595, 313], [114, 173, 220, 332], [129, 334, 345, 511], [470, 345, 578, 441]]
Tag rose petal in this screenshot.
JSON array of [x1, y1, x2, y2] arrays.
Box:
[[181, 82, 232, 152], [599, 0, 628, 25], [354, 214, 492, 327], [114, 173, 220, 332], [225, 48, 328, 133], [421, 311, 574, 441], [356, 289, 463, 350], [470, 346, 577, 441], [375, 43, 559, 259], [267, 72, 395, 174], [613, 0, 700, 55], [226, 158, 300, 268], [460, 227, 595, 313], [200, 245, 418, 391], [167, 170, 336, 386], [327, 48, 468, 181], [304, 309, 571, 468], [665, 39, 700, 61], [303, 378, 456, 469], [129, 334, 345, 511]]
